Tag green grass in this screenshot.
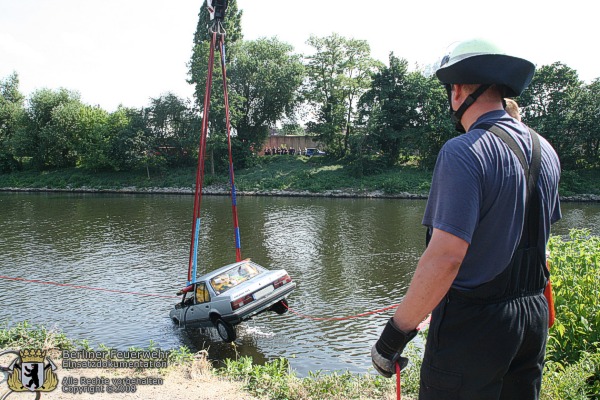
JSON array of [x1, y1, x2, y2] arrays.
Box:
[[0, 157, 433, 195], [0, 166, 227, 191], [219, 355, 400, 400], [1, 157, 598, 197], [233, 156, 432, 194]]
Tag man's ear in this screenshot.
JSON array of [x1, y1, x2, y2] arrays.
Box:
[[451, 84, 463, 103], [451, 83, 469, 111]]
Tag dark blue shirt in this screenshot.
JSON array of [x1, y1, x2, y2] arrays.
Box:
[[422, 110, 561, 290]]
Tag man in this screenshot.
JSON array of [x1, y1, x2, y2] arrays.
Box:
[[371, 38, 561, 399]]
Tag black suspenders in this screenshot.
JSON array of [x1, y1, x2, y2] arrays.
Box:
[[479, 123, 543, 250], [485, 124, 542, 210]]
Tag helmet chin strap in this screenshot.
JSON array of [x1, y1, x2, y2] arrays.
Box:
[[447, 84, 491, 133]]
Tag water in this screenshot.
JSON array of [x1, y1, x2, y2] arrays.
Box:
[[0, 192, 598, 376]]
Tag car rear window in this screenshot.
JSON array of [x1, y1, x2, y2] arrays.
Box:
[[210, 262, 263, 295]]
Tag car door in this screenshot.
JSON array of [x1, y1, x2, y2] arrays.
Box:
[[183, 282, 212, 328]]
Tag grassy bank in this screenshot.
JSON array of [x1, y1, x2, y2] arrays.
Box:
[[2, 231, 599, 399], [1, 156, 598, 197], [0, 157, 433, 195]]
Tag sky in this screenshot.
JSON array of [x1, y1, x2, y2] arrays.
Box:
[[1, 0, 597, 113]]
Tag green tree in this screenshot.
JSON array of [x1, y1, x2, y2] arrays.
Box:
[[228, 37, 305, 149], [280, 122, 305, 135], [146, 93, 199, 167], [358, 54, 452, 167], [518, 62, 583, 168], [411, 71, 455, 168], [105, 107, 150, 171], [0, 72, 25, 171], [570, 79, 600, 168], [13, 88, 82, 169], [73, 105, 111, 170], [304, 33, 381, 157], [358, 55, 417, 165]]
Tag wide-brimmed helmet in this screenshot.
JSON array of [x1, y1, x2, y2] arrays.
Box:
[[436, 38, 535, 97]]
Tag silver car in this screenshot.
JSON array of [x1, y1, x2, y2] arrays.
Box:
[[170, 260, 296, 342]]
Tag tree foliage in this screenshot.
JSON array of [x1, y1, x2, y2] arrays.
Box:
[[356, 54, 453, 168], [188, 0, 245, 169], [519, 63, 585, 169], [228, 37, 304, 148], [410, 71, 455, 168], [304, 33, 381, 157], [146, 93, 200, 167], [359, 55, 419, 165], [0, 72, 24, 171], [12, 88, 82, 169], [72, 105, 110, 170], [570, 79, 600, 168]]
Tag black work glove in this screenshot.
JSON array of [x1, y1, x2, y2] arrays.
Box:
[[371, 318, 417, 378]]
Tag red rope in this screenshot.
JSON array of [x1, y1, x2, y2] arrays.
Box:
[[283, 302, 400, 321], [284, 303, 431, 400], [396, 362, 402, 400], [0, 275, 177, 299], [219, 36, 242, 263], [395, 315, 431, 399], [188, 31, 218, 283]]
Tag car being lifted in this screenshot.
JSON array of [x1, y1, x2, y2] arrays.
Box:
[[170, 260, 296, 342]]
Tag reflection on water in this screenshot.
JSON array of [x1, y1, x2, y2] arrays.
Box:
[[0, 192, 597, 376]]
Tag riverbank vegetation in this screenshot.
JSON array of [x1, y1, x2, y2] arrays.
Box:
[[2, 230, 598, 399], [0, 156, 435, 196], [1, 156, 598, 198]]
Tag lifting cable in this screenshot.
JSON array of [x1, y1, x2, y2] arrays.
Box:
[[188, 29, 216, 285], [220, 33, 242, 264], [187, 18, 241, 286], [283, 302, 400, 321]]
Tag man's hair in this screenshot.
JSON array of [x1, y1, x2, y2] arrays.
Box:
[[459, 84, 505, 102]]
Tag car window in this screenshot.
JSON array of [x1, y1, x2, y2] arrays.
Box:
[[195, 282, 210, 304], [210, 262, 262, 295]]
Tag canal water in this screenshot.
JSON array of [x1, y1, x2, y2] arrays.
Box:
[[0, 192, 598, 376]]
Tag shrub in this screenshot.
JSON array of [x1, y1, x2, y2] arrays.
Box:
[[0, 321, 73, 350], [546, 229, 600, 364], [542, 352, 600, 400]]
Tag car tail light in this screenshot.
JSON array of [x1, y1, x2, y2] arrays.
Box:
[[273, 274, 292, 289], [231, 294, 254, 310]]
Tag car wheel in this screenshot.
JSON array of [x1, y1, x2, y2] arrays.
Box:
[[271, 299, 289, 315], [215, 318, 236, 343]]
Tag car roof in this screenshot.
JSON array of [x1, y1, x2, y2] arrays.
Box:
[[195, 260, 266, 281]]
